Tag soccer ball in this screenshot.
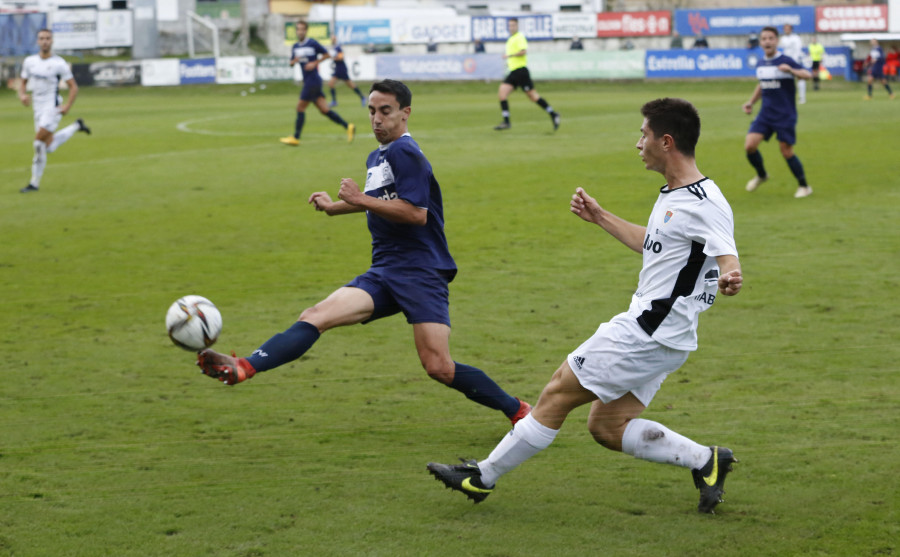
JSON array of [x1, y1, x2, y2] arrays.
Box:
[[165, 295, 222, 351]]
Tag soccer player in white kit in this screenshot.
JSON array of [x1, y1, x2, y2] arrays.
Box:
[[779, 24, 806, 104], [428, 98, 744, 514], [18, 28, 90, 193]]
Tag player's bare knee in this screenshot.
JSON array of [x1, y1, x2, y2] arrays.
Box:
[[588, 421, 624, 451], [422, 359, 454, 384]]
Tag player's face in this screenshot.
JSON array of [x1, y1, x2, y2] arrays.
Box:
[[760, 30, 778, 56], [636, 118, 665, 173], [508, 20, 518, 34], [296, 23, 307, 41], [368, 90, 411, 145], [37, 31, 52, 55]]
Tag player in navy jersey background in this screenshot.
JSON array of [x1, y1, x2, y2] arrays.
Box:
[[428, 97, 743, 514], [742, 26, 813, 199], [327, 36, 366, 108], [863, 38, 895, 101], [280, 21, 355, 146], [199, 79, 532, 427]]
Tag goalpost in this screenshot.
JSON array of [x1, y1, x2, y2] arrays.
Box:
[[186, 11, 219, 59]]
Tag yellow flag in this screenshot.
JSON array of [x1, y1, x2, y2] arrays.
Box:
[[819, 66, 832, 80]]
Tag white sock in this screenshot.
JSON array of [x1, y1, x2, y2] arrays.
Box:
[[621, 418, 712, 470], [30, 140, 47, 187], [798, 79, 807, 102], [48, 123, 79, 153], [478, 413, 558, 487]]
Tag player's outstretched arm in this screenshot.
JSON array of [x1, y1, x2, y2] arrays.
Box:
[[743, 84, 761, 114], [308, 191, 364, 216], [715, 254, 742, 296], [570, 187, 645, 253], [338, 178, 427, 225]]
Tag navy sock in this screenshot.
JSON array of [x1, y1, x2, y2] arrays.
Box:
[[449, 362, 520, 417], [325, 110, 348, 128], [246, 321, 321, 372], [330, 88, 336, 102], [747, 150, 766, 177], [294, 112, 305, 139], [786, 155, 807, 186], [886, 83, 893, 95], [868, 83, 873, 96], [354, 87, 364, 100]]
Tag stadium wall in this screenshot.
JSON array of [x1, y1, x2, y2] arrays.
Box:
[[62, 45, 851, 89]]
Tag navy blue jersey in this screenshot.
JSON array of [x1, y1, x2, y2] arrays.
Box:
[[332, 45, 348, 74], [291, 38, 328, 86], [363, 134, 456, 272], [869, 45, 886, 72], [755, 54, 803, 125]]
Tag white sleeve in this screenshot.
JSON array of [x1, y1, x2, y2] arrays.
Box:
[[687, 202, 737, 258], [57, 58, 74, 81]]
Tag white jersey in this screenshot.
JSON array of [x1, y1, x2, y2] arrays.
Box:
[[626, 178, 737, 351], [21, 54, 72, 109], [779, 34, 804, 64]]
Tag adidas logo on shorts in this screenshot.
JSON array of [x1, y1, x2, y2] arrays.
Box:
[[572, 356, 585, 370]]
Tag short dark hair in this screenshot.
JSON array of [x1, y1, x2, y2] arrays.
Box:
[[760, 26, 778, 37], [37, 28, 51, 35], [369, 79, 412, 109], [508, 18, 518, 24], [296, 20, 308, 30], [640, 98, 701, 157]]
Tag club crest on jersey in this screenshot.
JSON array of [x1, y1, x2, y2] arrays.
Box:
[[664, 209, 675, 224]]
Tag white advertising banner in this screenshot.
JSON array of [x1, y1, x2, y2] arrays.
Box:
[[552, 13, 597, 39], [49, 9, 97, 49], [97, 10, 133, 47], [141, 58, 179, 86], [216, 56, 255, 84], [390, 16, 472, 44]]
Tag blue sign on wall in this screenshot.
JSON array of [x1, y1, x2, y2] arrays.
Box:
[[179, 58, 216, 84], [674, 7, 815, 37], [336, 19, 391, 45], [471, 15, 553, 42], [646, 48, 760, 79], [646, 46, 853, 80], [0, 13, 47, 56], [376, 53, 505, 81]]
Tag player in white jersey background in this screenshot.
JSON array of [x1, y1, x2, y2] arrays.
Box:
[[428, 97, 744, 515], [778, 24, 806, 105], [18, 28, 90, 193]]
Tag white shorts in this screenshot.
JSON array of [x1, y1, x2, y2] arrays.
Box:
[[33, 103, 63, 133], [567, 313, 690, 407]]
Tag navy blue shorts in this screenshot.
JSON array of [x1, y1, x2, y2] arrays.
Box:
[[346, 267, 457, 326], [749, 119, 796, 145], [333, 65, 350, 80], [300, 82, 325, 102]]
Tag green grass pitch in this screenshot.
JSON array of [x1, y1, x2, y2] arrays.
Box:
[[0, 78, 897, 556]]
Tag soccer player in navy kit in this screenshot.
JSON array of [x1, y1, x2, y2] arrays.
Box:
[[199, 79, 532, 426], [428, 98, 744, 514], [327, 36, 366, 108], [280, 21, 355, 146], [743, 26, 813, 199], [863, 38, 894, 101]]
